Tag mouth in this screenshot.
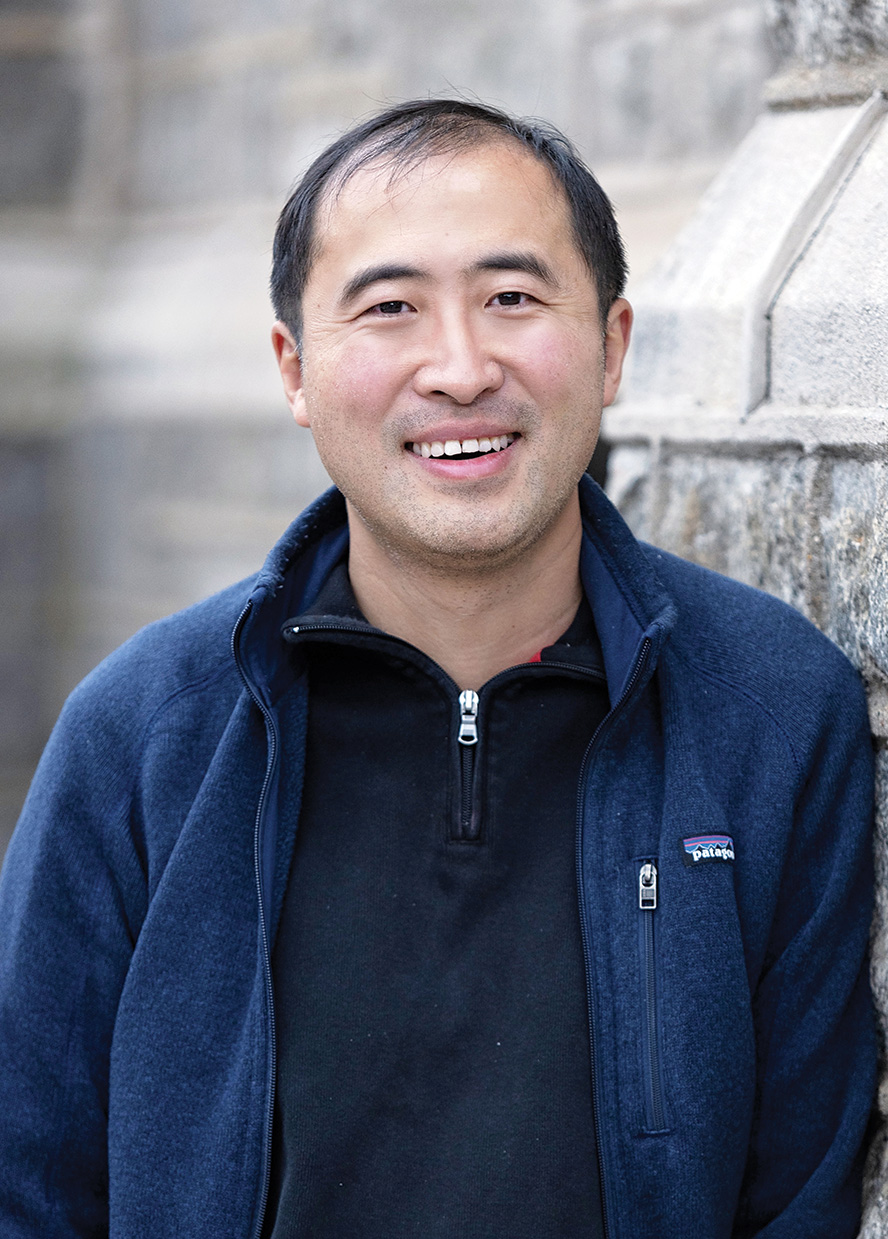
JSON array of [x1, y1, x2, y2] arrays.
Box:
[[406, 433, 519, 461]]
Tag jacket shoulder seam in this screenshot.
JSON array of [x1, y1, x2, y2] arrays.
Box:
[[112, 657, 238, 838], [667, 644, 804, 780]]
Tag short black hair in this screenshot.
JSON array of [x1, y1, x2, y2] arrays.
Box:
[[270, 98, 627, 347]]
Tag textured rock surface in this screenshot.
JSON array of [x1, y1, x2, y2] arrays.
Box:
[[609, 72, 888, 1233], [638, 450, 811, 609], [766, 0, 888, 67], [812, 460, 888, 679]]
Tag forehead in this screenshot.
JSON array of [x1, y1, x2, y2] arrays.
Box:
[[309, 140, 580, 277]]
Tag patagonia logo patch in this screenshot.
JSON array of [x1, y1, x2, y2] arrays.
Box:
[[681, 834, 735, 867]]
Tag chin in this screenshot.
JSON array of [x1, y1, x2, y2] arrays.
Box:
[[390, 512, 557, 574]]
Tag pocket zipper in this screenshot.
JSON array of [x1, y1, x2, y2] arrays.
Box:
[[639, 861, 667, 1132]]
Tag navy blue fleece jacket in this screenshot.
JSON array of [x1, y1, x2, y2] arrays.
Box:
[[0, 476, 876, 1238]]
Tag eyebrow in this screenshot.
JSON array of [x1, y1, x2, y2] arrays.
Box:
[[338, 250, 560, 308], [470, 251, 559, 287], [340, 264, 427, 307]]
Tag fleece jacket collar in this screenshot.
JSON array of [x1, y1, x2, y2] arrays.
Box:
[[233, 474, 677, 717]]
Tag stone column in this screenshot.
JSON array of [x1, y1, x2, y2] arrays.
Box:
[[604, 1, 888, 1231]]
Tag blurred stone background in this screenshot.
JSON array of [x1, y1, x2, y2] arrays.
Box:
[[4, 0, 888, 1228], [0, 0, 778, 848]]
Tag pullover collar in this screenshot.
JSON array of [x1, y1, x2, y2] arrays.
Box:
[[234, 475, 676, 711]]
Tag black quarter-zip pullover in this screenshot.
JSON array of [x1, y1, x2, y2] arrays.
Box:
[[264, 562, 608, 1238]]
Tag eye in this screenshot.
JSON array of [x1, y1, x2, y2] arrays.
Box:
[[370, 300, 413, 316], [490, 291, 533, 307]]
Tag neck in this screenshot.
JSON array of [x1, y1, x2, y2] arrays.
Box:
[[346, 494, 584, 690]]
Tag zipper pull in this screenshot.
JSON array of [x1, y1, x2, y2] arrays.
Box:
[[458, 690, 479, 745], [639, 861, 658, 910]]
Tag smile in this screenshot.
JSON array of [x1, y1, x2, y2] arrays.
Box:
[[408, 434, 518, 460]]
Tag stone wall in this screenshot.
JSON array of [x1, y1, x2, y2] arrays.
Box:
[[604, 15, 888, 1224]]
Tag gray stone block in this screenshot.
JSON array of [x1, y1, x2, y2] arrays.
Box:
[[377, 0, 571, 126], [132, 0, 222, 52], [624, 105, 861, 411], [0, 438, 59, 760], [765, 51, 888, 106], [769, 112, 888, 409], [76, 210, 284, 419], [640, 449, 810, 612], [49, 415, 331, 707], [605, 444, 653, 542], [131, 80, 240, 208], [805, 457, 888, 736], [575, 0, 776, 163], [10, 0, 71, 12], [766, 0, 888, 66], [0, 55, 82, 205]]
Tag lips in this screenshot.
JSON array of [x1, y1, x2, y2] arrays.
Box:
[[407, 433, 517, 460]]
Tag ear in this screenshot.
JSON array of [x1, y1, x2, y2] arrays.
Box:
[[271, 321, 309, 427], [602, 298, 633, 408]]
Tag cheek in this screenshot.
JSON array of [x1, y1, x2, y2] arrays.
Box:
[[317, 337, 411, 413], [517, 329, 602, 402], [300, 344, 410, 472]]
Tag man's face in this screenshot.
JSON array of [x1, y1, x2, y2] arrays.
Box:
[[273, 140, 631, 573]]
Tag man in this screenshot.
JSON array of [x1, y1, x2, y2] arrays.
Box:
[[0, 100, 876, 1238]]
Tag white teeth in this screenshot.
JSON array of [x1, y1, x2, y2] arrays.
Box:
[[411, 433, 516, 457]]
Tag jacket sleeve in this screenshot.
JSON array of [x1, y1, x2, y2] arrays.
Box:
[[735, 660, 877, 1238], [0, 679, 146, 1237]]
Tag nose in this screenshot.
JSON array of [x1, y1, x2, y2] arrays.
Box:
[[412, 309, 504, 405]]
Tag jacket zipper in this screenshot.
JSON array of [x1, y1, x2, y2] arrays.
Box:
[[575, 635, 653, 1239], [456, 689, 480, 840], [639, 861, 666, 1132], [232, 599, 279, 1239]]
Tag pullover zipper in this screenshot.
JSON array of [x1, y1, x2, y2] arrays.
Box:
[[452, 666, 607, 844], [287, 620, 487, 844], [286, 622, 605, 846], [639, 862, 666, 1132], [456, 690, 480, 841], [233, 599, 279, 1239]]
